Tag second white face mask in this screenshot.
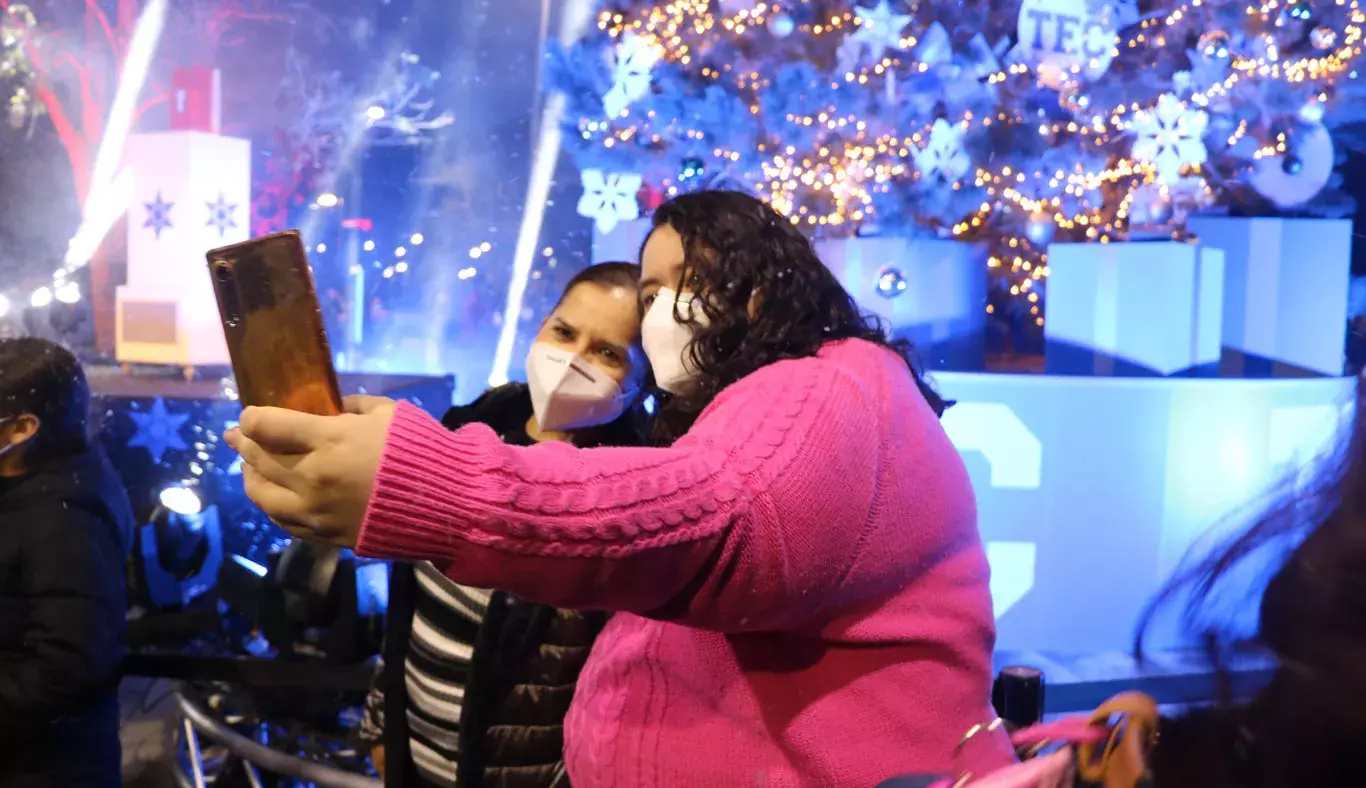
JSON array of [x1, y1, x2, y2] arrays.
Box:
[[525, 342, 632, 432], [641, 287, 707, 395]]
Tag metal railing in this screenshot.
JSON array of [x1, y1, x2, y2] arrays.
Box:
[[172, 687, 380, 788]]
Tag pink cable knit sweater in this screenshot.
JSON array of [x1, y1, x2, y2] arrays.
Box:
[[357, 339, 1013, 787]]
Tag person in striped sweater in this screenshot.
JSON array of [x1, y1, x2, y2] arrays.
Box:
[[359, 262, 650, 787]]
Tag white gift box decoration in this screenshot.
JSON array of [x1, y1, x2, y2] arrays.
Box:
[[1044, 241, 1224, 376], [1186, 216, 1351, 376]]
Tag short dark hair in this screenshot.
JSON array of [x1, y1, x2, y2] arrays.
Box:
[[554, 261, 642, 311], [0, 337, 91, 462]]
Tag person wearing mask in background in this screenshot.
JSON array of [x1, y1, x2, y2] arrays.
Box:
[[228, 191, 1013, 786], [360, 263, 650, 788], [0, 337, 134, 788]]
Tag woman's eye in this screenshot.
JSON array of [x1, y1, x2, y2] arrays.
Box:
[[598, 348, 620, 363], [553, 325, 573, 339], [642, 293, 657, 308]]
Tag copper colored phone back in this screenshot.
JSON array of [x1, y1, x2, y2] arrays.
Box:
[[207, 231, 343, 416]]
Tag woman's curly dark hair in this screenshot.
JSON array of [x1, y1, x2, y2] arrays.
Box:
[[642, 191, 947, 444]]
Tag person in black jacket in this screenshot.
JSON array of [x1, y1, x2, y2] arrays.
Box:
[[360, 262, 650, 788], [0, 337, 134, 788]]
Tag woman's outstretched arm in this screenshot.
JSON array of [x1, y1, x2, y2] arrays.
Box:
[[356, 354, 888, 630]]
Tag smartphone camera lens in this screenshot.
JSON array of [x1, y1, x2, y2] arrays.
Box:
[[212, 262, 242, 327]]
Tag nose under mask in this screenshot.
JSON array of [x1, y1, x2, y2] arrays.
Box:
[[641, 288, 707, 395], [525, 342, 632, 432]]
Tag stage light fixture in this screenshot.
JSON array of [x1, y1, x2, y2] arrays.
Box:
[[54, 281, 81, 304], [135, 502, 223, 609], [30, 287, 52, 308], [0, 293, 8, 318], [159, 484, 204, 516], [221, 541, 386, 664]]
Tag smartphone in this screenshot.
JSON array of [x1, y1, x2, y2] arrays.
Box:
[[207, 231, 344, 416]]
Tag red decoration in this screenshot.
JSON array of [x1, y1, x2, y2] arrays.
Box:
[[638, 182, 665, 211], [170, 67, 221, 133]]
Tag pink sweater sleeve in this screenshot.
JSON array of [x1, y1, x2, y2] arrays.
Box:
[[357, 355, 887, 628]]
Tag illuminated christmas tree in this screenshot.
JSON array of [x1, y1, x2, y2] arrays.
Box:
[[548, 0, 1366, 303]]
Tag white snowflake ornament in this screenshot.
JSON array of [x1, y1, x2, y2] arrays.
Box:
[[837, 0, 912, 70], [577, 169, 643, 234], [1130, 93, 1209, 183], [914, 119, 972, 183], [603, 33, 661, 118]]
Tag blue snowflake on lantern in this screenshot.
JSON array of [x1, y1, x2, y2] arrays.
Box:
[[127, 397, 191, 464], [206, 193, 238, 238], [875, 266, 908, 299], [143, 192, 174, 239]]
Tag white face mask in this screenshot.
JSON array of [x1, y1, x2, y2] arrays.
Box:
[[641, 287, 707, 395], [525, 342, 633, 432]]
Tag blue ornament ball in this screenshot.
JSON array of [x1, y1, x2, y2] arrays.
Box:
[[1025, 211, 1055, 245], [1282, 0, 1313, 22], [1197, 30, 1232, 63], [769, 12, 795, 38], [680, 157, 706, 181], [874, 265, 908, 299]]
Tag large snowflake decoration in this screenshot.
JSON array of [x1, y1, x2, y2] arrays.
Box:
[[1130, 93, 1209, 184], [603, 33, 661, 118], [127, 397, 191, 464], [914, 119, 972, 183], [837, 0, 913, 70], [577, 169, 642, 234]]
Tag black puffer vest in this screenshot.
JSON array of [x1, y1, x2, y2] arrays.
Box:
[[457, 593, 607, 787], [382, 384, 628, 788]]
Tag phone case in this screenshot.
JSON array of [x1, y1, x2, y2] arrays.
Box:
[[207, 231, 343, 416]]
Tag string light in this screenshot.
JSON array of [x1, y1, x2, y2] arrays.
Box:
[[570, 0, 1366, 306]]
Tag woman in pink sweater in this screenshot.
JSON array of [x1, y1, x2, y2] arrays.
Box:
[[229, 191, 1013, 786]]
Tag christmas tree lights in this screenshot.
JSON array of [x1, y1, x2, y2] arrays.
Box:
[[548, 0, 1366, 308]]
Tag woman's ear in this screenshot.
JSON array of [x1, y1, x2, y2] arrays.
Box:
[[4, 414, 40, 447]]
